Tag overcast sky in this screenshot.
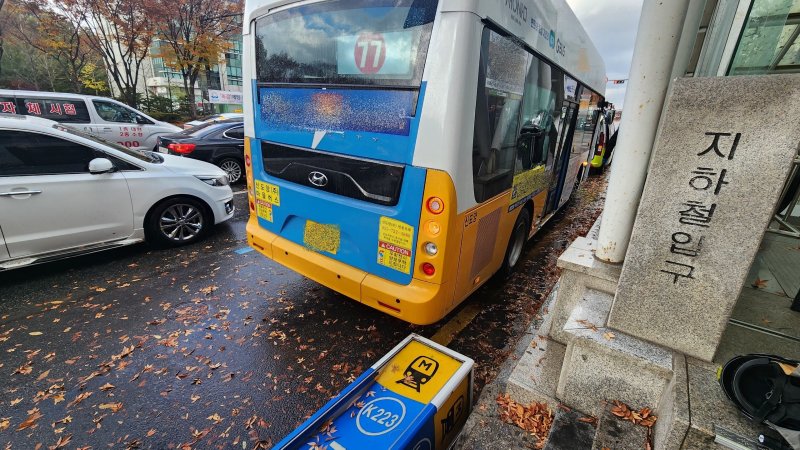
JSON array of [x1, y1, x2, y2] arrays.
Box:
[[566, 0, 644, 108]]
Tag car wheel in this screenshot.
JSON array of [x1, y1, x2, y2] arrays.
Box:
[[218, 158, 244, 184], [502, 208, 531, 277], [146, 197, 211, 247]]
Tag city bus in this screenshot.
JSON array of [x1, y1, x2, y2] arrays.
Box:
[[242, 0, 608, 324]]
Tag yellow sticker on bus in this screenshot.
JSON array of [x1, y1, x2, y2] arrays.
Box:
[[375, 340, 463, 405], [509, 166, 548, 212], [376, 217, 414, 274], [255, 180, 281, 207], [304, 220, 340, 255]]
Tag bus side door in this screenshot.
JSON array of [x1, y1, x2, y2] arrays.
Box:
[[545, 100, 578, 215]]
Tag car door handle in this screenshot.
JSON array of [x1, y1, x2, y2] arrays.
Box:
[[102, 127, 113, 132], [0, 190, 42, 196]]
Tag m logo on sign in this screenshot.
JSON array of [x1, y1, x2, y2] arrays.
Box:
[[354, 32, 386, 74], [397, 356, 439, 392]]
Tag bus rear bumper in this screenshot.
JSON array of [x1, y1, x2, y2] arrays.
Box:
[[246, 217, 451, 325]]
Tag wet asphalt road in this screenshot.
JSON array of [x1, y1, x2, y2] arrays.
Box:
[[0, 180, 605, 449]]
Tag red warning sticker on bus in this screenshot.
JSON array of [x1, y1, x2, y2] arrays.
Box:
[[379, 241, 412, 257], [377, 217, 414, 274]]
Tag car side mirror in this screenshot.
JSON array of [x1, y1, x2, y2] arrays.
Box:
[[135, 115, 152, 125], [89, 158, 115, 174]]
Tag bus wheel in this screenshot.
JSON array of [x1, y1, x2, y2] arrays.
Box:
[[503, 210, 531, 276]]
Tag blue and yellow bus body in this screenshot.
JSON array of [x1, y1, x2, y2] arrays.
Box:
[[242, 0, 608, 324]]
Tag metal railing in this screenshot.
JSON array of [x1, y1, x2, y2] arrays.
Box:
[[769, 151, 800, 238]]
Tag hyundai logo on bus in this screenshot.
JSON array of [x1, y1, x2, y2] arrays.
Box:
[[308, 171, 328, 187], [272, 334, 474, 450]]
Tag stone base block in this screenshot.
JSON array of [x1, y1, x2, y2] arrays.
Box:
[[556, 324, 674, 417], [551, 237, 620, 345], [504, 336, 566, 406], [653, 353, 690, 450]]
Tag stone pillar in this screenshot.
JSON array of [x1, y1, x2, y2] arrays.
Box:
[[595, 0, 692, 263], [608, 74, 800, 361]]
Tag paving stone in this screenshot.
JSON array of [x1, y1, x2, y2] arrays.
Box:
[[543, 408, 596, 450], [608, 75, 800, 361], [683, 357, 770, 449], [592, 408, 650, 450], [456, 415, 542, 450]]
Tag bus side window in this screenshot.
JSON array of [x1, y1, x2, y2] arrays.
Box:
[[519, 56, 561, 172], [572, 90, 602, 152], [471, 29, 529, 204]]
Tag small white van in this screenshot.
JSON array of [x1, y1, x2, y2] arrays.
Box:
[[0, 89, 181, 152]]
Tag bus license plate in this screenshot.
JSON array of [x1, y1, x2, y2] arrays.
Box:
[[304, 220, 340, 255]]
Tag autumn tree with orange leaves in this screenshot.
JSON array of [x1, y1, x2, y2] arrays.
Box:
[[2, 0, 98, 93], [67, 0, 157, 107], [153, 0, 242, 118]]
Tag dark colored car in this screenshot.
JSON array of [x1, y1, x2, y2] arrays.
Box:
[[157, 120, 245, 183]]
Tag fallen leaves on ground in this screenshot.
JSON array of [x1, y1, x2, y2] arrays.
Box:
[[67, 392, 92, 407], [13, 362, 33, 375], [98, 402, 123, 413], [48, 433, 72, 449], [751, 277, 769, 289], [610, 400, 657, 427], [16, 408, 43, 431], [578, 415, 598, 426], [496, 393, 553, 449], [576, 319, 599, 332]]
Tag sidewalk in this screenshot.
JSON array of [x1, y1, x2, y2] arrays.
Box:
[[453, 286, 598, 450]]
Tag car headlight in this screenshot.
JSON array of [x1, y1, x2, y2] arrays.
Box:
[[195, 175, 229, 187]]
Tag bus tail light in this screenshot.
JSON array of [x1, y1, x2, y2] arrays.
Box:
[[594, 132, 606, 156], [426, 221, 441, 236], [426, 197, 444, 214], [167, 143, 196, 154], [421, 263, 435, 276]]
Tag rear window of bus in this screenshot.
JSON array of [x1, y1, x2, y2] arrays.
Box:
[[254, 0, 438, 88], [19, 97, 91, 124]]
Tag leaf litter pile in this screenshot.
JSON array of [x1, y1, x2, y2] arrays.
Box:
[[496, 393, 553, 449], [608, 400, 658, 450]]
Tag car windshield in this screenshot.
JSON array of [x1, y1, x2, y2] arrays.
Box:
[[57, 125, 162, 163], [255, 0, 437, 88]]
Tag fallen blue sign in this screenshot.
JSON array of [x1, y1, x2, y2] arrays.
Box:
[[273, 334, 474, 450]]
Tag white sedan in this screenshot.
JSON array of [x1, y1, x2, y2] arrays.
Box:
[[0, 114, 234, 270]]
